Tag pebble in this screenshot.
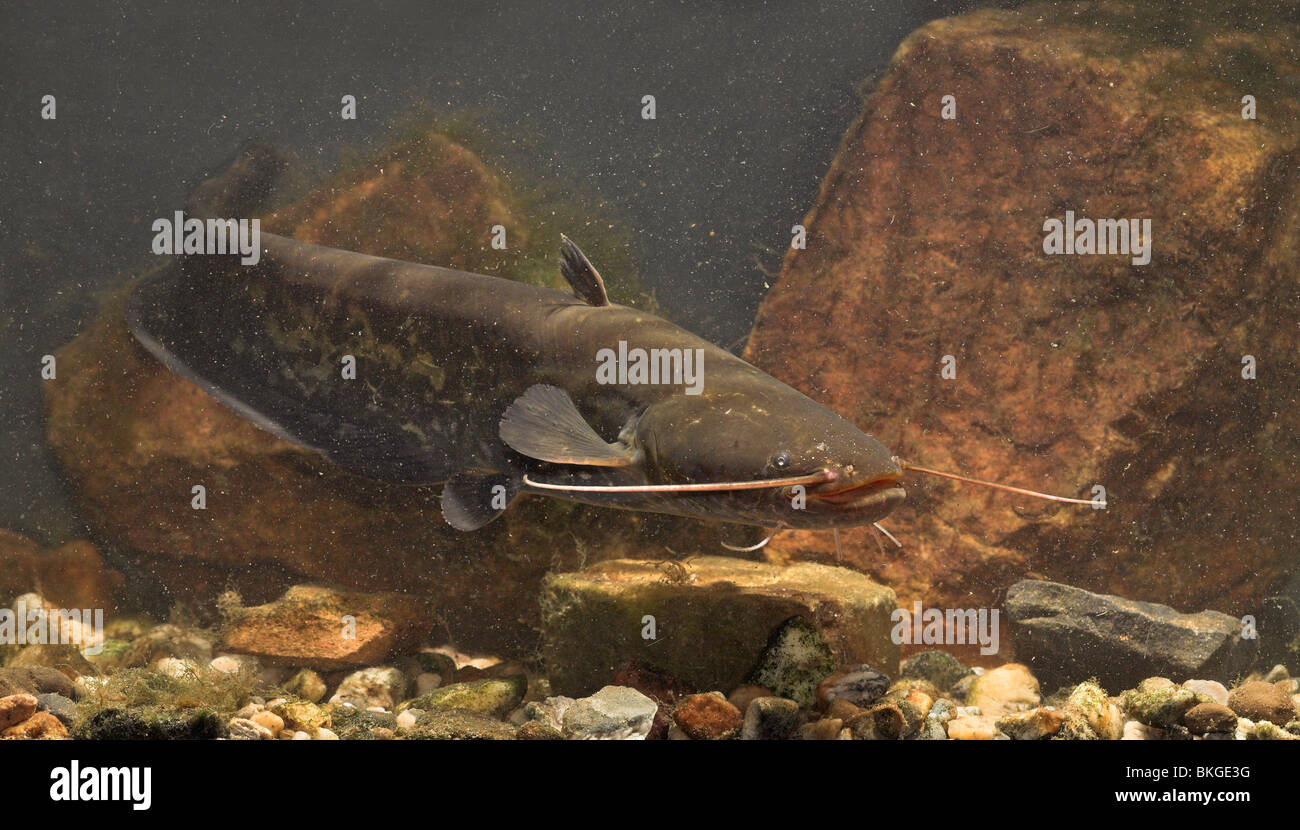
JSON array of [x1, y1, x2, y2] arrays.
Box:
[[228, 718, 273, 740], [967, 664, 1039, 715], [921, 698, 956, 740], [1227, 680, 1296, 725], [271, 700, 331, 734], [800, 717, 843, 740], [251, 711, 284, 734], [673, 692, 742, 740], [900, 650, 972, 692], [283, 668, 327, 703], [0, 693, 39, 731], [520, 696, 574, 732], [395, 709, 421, 731], [741, 696, 801, 740], [210, 654, 261, 676], [997, 707, 1065, 740], [1122, 720, 1163, 740], [1249, 721, 1299, 740], [315, 727, 339, 740], [153, 657, 200, 679], [946, 714, 1002, 740], [815, 665, 890, 711], [727, 684, 773, 715], [827, 698, 864, 723], [329, 666, 407, 711], [1183, 703, 1239, 735], [415, 672, 442, 696], [562, 686, 659, 740], [865, 701, 908, 739], [2, 710, 68, 739], [1262, 664, 1290, 683], [36, 693, 78, 727], [293, 730, 311, 740], [1182, 679, 1229, 706]]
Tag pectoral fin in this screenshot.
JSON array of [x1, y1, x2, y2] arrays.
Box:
[[499, 384, 637, 467]]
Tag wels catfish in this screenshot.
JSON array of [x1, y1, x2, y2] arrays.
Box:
[[127, 143, 1089, 536]]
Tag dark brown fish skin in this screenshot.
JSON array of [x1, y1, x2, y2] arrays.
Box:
[[127, 144, 904, 530]]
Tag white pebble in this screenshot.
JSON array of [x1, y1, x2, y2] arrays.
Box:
[[395, 709, 420, 731], [315, 727, 339, 741], [416, 672, 443, 695]]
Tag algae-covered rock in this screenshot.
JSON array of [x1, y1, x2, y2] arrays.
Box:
[[282, 668, 327, 703], [124, 624, 214, 669], [1062, 680, 1123, 740], [406, 708, 516, 740], [750, 618, 835, 708], [740, 696, 802, 741], [900, 650, 971, 693], [329, 705, 398, 740], [1120, 686, 1198, 729], [74, 706, 224, 740], [328, 667, 408, 711], [541, 556, 898, 697], [270, 699, 331, 734], [997, 707, 1065, 740], [398, 677, 526, 719], [218, 584, 431, 670]]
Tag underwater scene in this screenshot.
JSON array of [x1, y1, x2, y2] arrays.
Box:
[[3, 0, 1299, 793]]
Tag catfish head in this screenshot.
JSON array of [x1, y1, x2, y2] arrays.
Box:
[[631, 389, 906, 529], [502, 383, 905, 530]]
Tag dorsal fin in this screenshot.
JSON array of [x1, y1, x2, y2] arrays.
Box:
[[559, 234, 610, 306]]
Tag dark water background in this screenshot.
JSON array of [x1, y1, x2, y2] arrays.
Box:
[[0, 0, 977, 543]]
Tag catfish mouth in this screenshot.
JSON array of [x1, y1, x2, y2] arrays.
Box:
[[809, 475, 905, 508]]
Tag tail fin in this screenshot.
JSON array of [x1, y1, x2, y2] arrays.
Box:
[[186, 139, 287, 220]]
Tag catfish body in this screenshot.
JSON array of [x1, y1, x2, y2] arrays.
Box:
[[127, 144, 906, 530]]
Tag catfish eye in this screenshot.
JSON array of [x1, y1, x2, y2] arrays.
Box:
[[771, 452, 792, 470]]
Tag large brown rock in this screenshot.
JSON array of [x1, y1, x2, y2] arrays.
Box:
[[746, 1, 1300, 654], [43, 127, 701, 656]]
